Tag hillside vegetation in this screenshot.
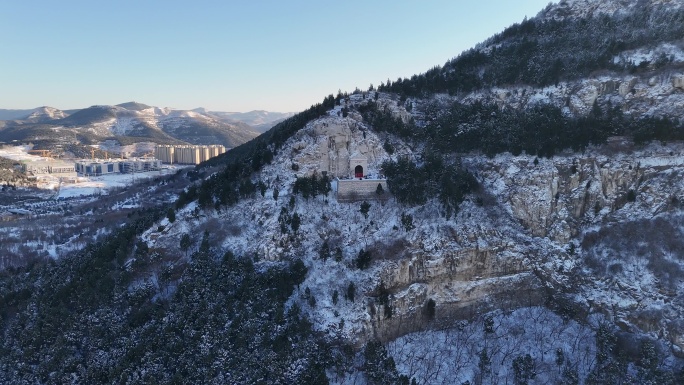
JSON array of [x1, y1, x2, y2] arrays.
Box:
[[380, 4, 684, 97]]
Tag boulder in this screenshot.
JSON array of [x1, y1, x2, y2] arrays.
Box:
[[672, 74, 684, 89]]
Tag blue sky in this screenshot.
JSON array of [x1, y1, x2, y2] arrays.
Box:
[[0, 1, 552, 113]]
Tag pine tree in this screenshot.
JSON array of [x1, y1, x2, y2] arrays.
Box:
[[363, 340, 404, 385], [512, 354, 536, 385], [360, 201, 371, 219], [425, 298, 436, 320], [291, 212, 301, 233], [401, 213, 414, 232], [356, 249, 372, 270], [478, 348, 492, 383], [180, 233, 191, 257], [319, 240, 330, 261], [166, 207, 176, 223], [345, 282, 356, 302], [555, 348, 564, 374]]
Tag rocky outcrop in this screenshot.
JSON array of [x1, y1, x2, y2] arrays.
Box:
[[459, 143, 684, 356], [469, 144, 684, 242], [461, 68, 684, 122], [618, 77, 638, 96], [364, 244, 544, 343], [280, 111, 684, 354], [673, 74, 684, 89], [291, 117, 387, 178], [366, 273, 544, 343]]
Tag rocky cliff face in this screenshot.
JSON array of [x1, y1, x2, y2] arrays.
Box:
[[467, 141, 684, 356], [494, 145, 684, 235], [145, 91, 684, 357], [339, 150, 682, 361], [292, 117, 386, 179], [362, 142, 684, 352], [461, 68, 684, 120]]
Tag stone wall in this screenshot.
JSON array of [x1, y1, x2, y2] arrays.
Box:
[[337, 179, 388, 201]]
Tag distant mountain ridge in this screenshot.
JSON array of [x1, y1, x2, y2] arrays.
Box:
[[0, 102, 292, 149], [0, 108, 42, 121], [199, 110, 295, 133], [23, 106, 68, 122]]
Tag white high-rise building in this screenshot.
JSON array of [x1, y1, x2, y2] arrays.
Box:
[[154, 144, 225, 165]]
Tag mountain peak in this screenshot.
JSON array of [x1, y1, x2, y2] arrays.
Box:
[[116, 101, 152, 111], [23, 106, 67, 121]]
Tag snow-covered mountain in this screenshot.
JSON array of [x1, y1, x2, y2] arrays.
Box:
[[139, 0, 684, 380], [207, 110, 295, 133], [21, 106, 68, 122], [0, 102, 263, 149], [382, 0, 684, 128], [143, 91, 684, 382], [5, 0, 684, 383]]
